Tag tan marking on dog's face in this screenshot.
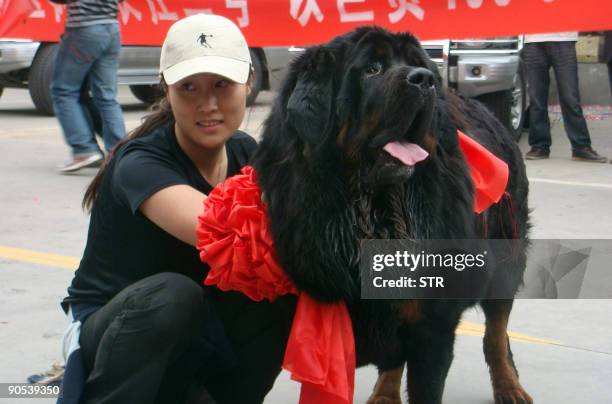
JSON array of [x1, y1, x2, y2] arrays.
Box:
[[336, 124, 350, 149], [421, 132, 438, 157], [344, 111, 385, 165]]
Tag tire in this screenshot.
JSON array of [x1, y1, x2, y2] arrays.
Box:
[[247, 48, 263, 106], [28, 43, 58, 116], [0, 86, 4, 99], [510, 66, 527, 140], [476, 90, 516, 140], [129, 84, 162, 104]]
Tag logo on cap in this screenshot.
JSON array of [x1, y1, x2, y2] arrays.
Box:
[[198, 33, 214, 48]]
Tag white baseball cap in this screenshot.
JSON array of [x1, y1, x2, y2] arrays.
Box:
[[160, 14, 251, 85]]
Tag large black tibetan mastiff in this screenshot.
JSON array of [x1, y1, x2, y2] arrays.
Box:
[[252, 27, 532, 404]]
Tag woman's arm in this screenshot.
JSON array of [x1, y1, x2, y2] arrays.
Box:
[[140, 185, 206, 246]]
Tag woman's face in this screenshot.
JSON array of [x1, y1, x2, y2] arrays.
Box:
[[166, 73, 250, 150]]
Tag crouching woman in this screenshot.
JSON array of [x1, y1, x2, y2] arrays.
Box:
[[59, 14, 293, 404]]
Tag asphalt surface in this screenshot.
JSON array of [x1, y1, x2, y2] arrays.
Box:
[[1, 87, 611, 403]]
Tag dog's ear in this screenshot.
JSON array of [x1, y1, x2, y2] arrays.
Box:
[[286, 46, 336, 145]]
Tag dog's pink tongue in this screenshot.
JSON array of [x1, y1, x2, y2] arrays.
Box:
[[383, 141, 429, 166]]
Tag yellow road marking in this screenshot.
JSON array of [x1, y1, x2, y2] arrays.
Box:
[[457, 320, 561, 346], [0, 245, 79, 270], [0, 120, 143, 138]]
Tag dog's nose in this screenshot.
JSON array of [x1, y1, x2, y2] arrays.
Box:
[[406, 68, 434, 87]]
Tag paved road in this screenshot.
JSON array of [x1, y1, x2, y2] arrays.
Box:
[[1, 87, 611, 403]]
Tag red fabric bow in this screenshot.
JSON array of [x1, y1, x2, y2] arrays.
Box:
[[457, 130, 509, 213], [196, 166, 355, 404]]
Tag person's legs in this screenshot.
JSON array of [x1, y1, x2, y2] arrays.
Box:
[[51, 28, 104, 157], [88, 24, 126, 153], [80, 78, 103, 138], [548, 41, 592, 150], [523, 42, 552, 151], [607, 60, 612, 103], [79, 273, 207, 404]]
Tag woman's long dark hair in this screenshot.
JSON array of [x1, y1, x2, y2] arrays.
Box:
[[82, 83, 172, 211]]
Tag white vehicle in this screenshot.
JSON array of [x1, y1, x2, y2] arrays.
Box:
[[421, 37, 526, 139]]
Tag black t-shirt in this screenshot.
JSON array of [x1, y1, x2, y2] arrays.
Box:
[[62, 121, 257, 310]]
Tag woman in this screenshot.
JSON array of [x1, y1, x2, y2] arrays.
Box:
[[60, 14, 293, 404]]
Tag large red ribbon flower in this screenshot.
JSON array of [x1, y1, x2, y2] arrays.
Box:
[[196, 166, 355, 404]]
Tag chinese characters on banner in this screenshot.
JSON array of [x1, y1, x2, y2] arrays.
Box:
[[2, 0, 612, 46]]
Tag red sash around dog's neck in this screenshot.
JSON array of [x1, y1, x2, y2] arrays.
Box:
[[195, 131, 509, 404], [457, 130, 509, 213], [196, 166, 355, 404]]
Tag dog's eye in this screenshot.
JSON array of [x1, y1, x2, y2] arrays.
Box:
[[365, 62, 382, 76]]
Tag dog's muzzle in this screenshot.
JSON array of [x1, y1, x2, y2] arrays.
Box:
[[361, 66, 437, 187]]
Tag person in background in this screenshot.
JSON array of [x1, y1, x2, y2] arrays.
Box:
[[522, 32, 608, 163], [604, 31, 612, 103], [79, 79, 104, 139], [50, 0, 126, 173], [58, 14, 293, 404]]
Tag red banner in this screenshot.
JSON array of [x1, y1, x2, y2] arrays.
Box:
[[2, 1, 612, 47], [0, 0, 36, 38]]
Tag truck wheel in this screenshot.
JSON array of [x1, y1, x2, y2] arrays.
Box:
[[129, 84, 162, 104], [28, 43, 58, 116], [246, 49, 263, 107], [476, 90, 516, 140], [510, 67, 527, 140], [0, 86, 4, 99]]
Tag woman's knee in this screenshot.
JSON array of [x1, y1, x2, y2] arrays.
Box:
[[133, 273, 206, 335], [150, 272, 203, 305]]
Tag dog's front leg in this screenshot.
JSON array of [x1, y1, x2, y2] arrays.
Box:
[[481, 299, 533, 404], [404, 328, 455, 404], [366, 367, 404, 404]]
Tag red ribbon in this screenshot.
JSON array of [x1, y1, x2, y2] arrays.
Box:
[[196, 166, 355, 404], [457, 130, 509, 213]]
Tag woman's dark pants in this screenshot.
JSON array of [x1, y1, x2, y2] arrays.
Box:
[[79, 272, 294, 404]]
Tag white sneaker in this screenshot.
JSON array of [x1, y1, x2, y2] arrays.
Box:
[[57, 152, 104, 173]]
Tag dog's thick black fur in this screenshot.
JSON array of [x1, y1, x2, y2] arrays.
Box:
[[252, 27, 531, 404]]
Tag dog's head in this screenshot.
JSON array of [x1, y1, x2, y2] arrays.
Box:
[[250, 28, 470, 302], [273, 27, 448, 188]]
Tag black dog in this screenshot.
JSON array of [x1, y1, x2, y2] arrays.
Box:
[[252, 27, 532, 404]]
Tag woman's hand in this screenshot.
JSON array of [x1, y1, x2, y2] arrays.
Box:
[[140, 185, 207, 246]]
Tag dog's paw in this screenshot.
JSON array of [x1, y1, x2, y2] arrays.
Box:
[[494, 386, 533, 404], [365, 395, 402, 404]]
